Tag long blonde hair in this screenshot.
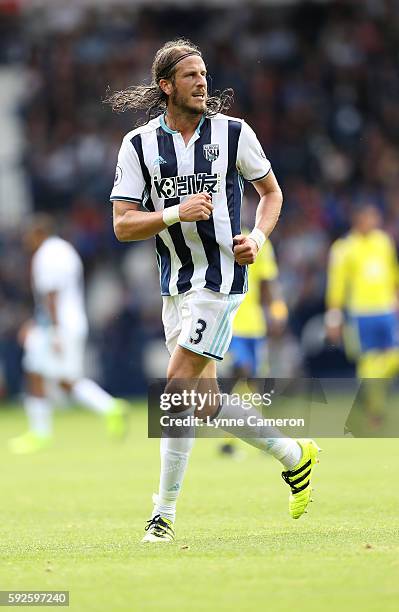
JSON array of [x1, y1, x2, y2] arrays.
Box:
[[104, 38, 233, 124]]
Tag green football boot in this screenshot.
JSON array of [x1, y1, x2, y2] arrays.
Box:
[[282, 439, 321, 519], [8, 431, 51, 455], [105, 399, 129, 440]]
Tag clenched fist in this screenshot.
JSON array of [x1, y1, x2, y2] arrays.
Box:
[[233, 234, 259, 265], [179, 192, 214, 222]]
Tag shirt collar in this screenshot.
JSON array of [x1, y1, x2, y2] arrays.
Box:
[[159, 113, 205, 136]]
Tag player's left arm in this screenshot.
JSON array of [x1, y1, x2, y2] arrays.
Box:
[[45, 291, 58, 326], [43, 290, 63, 353], [388, 237, 399, 306], [325, 239, 348, 344], [261, 279, 288, 335], [233, 171, 283, 265], [34, 253, 64, 353]]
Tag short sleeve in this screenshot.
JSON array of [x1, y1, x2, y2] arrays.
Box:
[[34, 265, 64, 293], [236, 121, 271, 182], [110, 135, 146, 203], [32, 252, 65, 294]]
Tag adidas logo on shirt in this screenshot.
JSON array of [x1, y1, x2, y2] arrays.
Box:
[[153, 156, 167, 166]]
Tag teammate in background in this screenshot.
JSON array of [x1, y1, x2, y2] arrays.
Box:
[[221, 236, 288, 455], [325, 204, 399, 428], [109, 39, 320, 543], [8, 215, 128, 454]]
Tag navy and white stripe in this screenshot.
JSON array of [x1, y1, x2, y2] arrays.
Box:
[[131, 132, 172, 294], [156, 127, 194, 294], [194, 118, 222, 292], [226, 120, 247, 294], [110, 113, 271, 296]]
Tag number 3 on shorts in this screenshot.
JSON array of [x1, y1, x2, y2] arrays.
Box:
[[190, 318, 207, 345]]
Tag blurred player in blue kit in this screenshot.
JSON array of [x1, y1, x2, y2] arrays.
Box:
[[325, 204, 399, 430]]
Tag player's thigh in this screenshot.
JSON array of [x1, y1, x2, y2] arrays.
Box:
[[23, 326, 50, 377], [163, 295, 212, 405], [55, 332, 86, 382], [166, 332, 218, 417], [27, 328, 85, 382], [26, 371, 46, 397]]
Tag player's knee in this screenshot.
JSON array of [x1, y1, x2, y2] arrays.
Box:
[[59, 380, 74, 394], [26, 372, 46, 397], [358, 351, 397, 379], [167, 347, 209, 380]]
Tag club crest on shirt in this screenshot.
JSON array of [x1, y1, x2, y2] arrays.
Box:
[[203, 144, 219, 162]]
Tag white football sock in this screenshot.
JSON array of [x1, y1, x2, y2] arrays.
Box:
[[152, 407, 195, 523], [71, 378, 114, 414], [25, 395, 52, 437], [215, 398, 302, 470]]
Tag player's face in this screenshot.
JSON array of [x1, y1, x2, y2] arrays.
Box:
[[169, 56, 207, 115], [355, 206, 381, 234], [22, 228, 43, 253]]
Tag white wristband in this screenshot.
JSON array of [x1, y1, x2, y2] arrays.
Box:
[[248, 228, 266, 251], [163, 204, 180, 227]]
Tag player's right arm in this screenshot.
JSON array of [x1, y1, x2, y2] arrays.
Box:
[[113, 201, 163, 241], [113, 193, 213, 242], [110, 135, 213, 242]]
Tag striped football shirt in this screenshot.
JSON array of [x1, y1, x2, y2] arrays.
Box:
[[110, 112, 271, 296]]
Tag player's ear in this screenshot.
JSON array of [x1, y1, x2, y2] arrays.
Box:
[[159, 78, 173, 96]]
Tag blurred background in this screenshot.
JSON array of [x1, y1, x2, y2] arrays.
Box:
[[0, 0, 398, 398]]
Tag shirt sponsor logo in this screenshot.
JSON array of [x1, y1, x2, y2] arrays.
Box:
[[203, 143, 219, 162], [153, 172, 221, 199]]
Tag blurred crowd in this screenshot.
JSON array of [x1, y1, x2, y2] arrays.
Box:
[[0, 0, 399, 395]]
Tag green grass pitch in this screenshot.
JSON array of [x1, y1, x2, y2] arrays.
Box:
[[1, 402, 398, 612]]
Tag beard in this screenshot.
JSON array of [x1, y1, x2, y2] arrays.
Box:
[[170, 88, 207, 115]]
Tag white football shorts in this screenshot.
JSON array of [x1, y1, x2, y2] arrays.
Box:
[[162, 288, 244, 361], [23, 325, 87, 381]]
